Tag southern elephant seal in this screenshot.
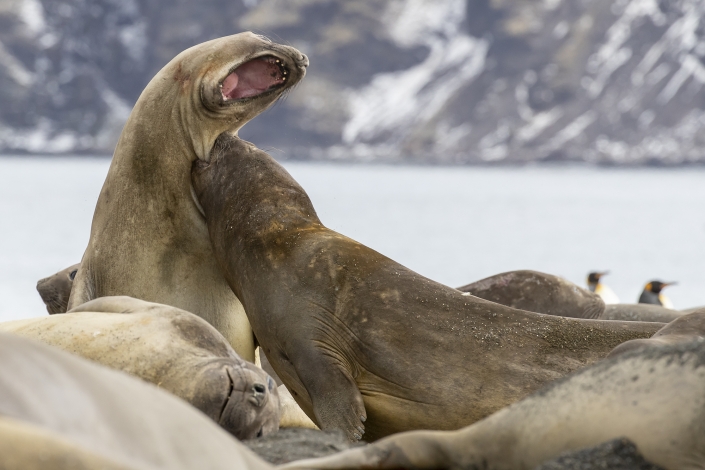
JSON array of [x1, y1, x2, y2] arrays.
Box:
[[0, 416, 133, 470], [191, 135, 662, 441], [36, 263, 79, 314], [68, 33, 308, 362], [0, 296, 279, 439], [457, 270, 605, 319], [608, 308, 705, 357], [0, 333, 273, 470], [283, 339, 705, 470], [598, 303, 685, 323]]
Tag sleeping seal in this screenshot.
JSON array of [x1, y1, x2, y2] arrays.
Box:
[[0, 296, 279, 439], [598, 303, 685, 323], [36, 263, 79, 314], [191, 135, 662, 441], [0, 332, 273, 470], [67, 33, 308, 362], [457, 270, 605, 319], [283, 339, 705, 469]]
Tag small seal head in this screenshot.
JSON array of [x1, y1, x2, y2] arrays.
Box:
[[36, 264, 80, 315]]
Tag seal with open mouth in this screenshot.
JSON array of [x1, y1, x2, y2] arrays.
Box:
[[191, 135, 662, 441], [67, 33, 308, 363]]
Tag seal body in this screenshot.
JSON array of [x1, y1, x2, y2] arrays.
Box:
[[458, 270, 605, 319], [283, 339, 705, 470], [608, 308, 705, 357], [192, 135, 662, 441], [599, 303, 684, 323], [68, 33, 308, 362], [0, 332, 273, 470], [0, 296, 280, 439], [36, 263, 79, 314]]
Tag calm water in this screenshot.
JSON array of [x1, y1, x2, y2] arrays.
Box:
[[1, 157, 704, 321]]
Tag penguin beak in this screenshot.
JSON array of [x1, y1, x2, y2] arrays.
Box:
[[662, 282, 677, 288], [596, 271, 610, 279]]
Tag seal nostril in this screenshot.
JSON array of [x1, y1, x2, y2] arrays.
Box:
[[253, 383, 266, 394]]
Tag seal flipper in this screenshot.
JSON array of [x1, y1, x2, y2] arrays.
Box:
[[292, 345, 366, 442]]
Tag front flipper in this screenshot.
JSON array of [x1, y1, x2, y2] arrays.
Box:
[[293, 345, 367, 441]]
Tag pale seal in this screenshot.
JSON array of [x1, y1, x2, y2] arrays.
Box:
[[36, 263, 79, 314], [457, 270, 605, 319], [608, 308, 705, 357], [283, 339, 705, 470], [67, 33, 308, 362], [0, 332, 273, 470], [598, 303, 685, 323], [191, 135, 662, 441], [0, 296, 279, 439]]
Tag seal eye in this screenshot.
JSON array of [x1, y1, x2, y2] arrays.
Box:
[[69, 270, 78, 281], [253, 383, 266, 394]]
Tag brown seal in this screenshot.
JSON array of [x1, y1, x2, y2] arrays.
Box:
[[598, 303, 685, 323], [36, 263, 79, 314], [457, 270, 605, 319], [0, 296, 279, 440], [608, 308, 705, 357], [0, 332, 274, 470], [282, 339, 705, 470], [67, 33, 308, 362], [191, 135, 662, 441]]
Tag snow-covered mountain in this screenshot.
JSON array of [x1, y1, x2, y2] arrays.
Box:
[[1, 0, 705, 164]]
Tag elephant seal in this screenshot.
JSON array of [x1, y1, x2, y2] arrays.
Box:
[[0, 332, 273, 470], [608, 309, 705, 357], [36, 263, 79, 314], [283, 339, 705, 470], [191, 135, 662, 441], [0, 296, 279, 440], [0, 416, 134, 470], [68, 33, 308, 362], [598, 303, 684, 323], [457, 270, 605, 319]]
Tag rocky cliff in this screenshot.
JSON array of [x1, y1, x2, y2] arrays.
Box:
[[1, 0, 704, 164]]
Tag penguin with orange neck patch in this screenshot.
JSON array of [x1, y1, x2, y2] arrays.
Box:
[[639, 280, 676, 309]]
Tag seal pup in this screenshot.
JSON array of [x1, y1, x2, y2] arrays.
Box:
[[0, 296, 280, 440], [192, 135, 662, 441], [586, 271, 620, 304], [67, 33, 308, 362], [599, 303, 684, 323], [283, 339, 705, 470], [457, 270, 605, 319], [0, 332, 273, 470], [638, 280, 676, 308], [36, 263, 79, 314], [608, 308, 705, 357]]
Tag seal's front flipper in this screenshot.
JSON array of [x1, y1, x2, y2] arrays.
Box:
[[294, 347, 366, 441]]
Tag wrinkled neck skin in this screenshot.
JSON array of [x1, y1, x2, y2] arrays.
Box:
[[69, 33, 307, 363]]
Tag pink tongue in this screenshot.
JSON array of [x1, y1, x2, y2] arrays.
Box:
[[221, 58, 284, 100]]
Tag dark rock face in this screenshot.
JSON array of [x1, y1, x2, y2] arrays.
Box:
[[242, 428, 363, 465], [534, 438, 665, 470], [1, 0, 705, 164]]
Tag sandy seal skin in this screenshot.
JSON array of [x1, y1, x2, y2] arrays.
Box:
[[0, 333, 273, 470], [608, 309, 705, 357], [0, 296, 280, 440], [36, 263, 79, 314], [284, 339, 705, 470], [192, 135, 662, 441], [457, 270, 605, 319], [598, 303, 685, 323], [67, 33, 308, 362]]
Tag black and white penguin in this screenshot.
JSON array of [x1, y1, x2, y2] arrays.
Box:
[[587, 271, 620, 304], [638, 280, 676, 309]]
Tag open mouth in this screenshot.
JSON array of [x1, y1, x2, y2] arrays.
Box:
[[220, 55, 289, 101]]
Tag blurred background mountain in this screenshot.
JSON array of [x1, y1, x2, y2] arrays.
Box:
[[1, 0, 705, 164]]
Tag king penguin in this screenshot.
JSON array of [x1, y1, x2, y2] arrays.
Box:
[[638, 280, 676, 309], [587, 271, 620, 304]]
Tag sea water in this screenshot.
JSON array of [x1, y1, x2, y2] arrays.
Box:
[[1, 156, 704, 321]]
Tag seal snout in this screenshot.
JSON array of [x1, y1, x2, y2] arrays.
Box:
[[296, 53, 309, 69]]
